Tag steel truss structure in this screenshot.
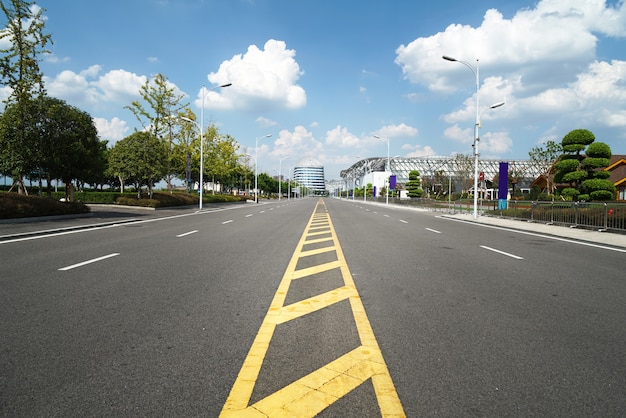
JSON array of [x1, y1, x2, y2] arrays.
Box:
[[340, 156, 544, 188]]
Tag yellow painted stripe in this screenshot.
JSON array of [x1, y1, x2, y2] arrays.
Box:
[[299, 246, 337, 258], [268, 285, 356, 325], [220, 199, 405, 417], [291, 260, 342, 280]]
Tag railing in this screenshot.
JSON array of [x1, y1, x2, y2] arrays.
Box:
[[496, 200, 626, 233], [365, 197, 626, 234]]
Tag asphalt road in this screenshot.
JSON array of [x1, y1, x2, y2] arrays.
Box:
[[1, 198, 624, 417]]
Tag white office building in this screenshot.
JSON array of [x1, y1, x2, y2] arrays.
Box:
[[293, 157, 326, 194]]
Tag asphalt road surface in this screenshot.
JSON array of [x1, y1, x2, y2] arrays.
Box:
[[1, 198, 624, 417]]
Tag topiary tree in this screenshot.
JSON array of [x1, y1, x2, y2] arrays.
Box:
[[553, 129, 615, 201], [581, 142, 615, 200], [406, 170, 423, 198]]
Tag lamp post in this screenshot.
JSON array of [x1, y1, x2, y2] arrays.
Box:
[[255, 134, 272, 203], [181, 82, 231, 210], [442, 55, 504, 219], [278, 156, 290, 201]]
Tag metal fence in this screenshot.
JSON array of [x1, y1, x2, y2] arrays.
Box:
[[369, 197, 626, 234]]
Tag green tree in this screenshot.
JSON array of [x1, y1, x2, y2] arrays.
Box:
[[0, 0, 51, 193], [108, 132, 167, 198], [528, 139, 562, 194], [33, 97, 102, 198], [581, 142, 615, 200], [125, 73, 187, 192], [554, 129, 596, 200], [553, 129, 614, 201], [170, 108, 198, 193], [406, 169, 423, 198]]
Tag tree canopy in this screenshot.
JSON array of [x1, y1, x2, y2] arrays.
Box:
[[108, 131, 167, 198], [0, 0, 51, 193], [406, 169, 423, 198], [553, 129, 615, 201]]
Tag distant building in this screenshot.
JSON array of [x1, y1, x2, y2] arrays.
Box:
[[294, 157, 326, 195]]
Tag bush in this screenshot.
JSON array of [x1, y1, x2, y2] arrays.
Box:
[[0, 192, 89, 219]]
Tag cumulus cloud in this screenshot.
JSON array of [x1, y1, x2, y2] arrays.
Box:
[[273, 125, 323, 159], [45, 66, 147, 110], [395, 0, 626, 92], [94, 117, 130, 143], [401, 143, 437, 158], [206, 39, 306, 111], [396, 0, 626, 154], [325, 125, 362, 148], [374, 123, 419, 139]]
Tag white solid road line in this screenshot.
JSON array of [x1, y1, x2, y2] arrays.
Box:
[[480, 245, 524, 260], [58, 253, 120, 271], [176, 230, 198, 237]]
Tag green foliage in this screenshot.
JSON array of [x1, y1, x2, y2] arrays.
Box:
[[125, 73, 189, 191], [0, 0, 51, 104], [562, 170, 587, 183], [589, 190, 614, 201], [581, 157, 611, 170], [0, 0, 51, 193], [586, 141, 612, 159], [406, 170, 423, 198], [108, 131, 167, 194], [554, 128, 615, 201], [554, 158, 580, 172], [0, 192, 89, 219], [562, 129, 595, 148], [560, 187, 580, 199], [581, 178, 615, 201]]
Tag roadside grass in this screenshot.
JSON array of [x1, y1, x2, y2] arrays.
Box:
[[0, 191, 247, 219], [0, 192, 89, 219]]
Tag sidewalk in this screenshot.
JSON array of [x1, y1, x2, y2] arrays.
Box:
[[444, 213, 626, 250], [349, 199, 626, 250]]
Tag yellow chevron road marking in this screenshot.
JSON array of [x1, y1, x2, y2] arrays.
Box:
[[220, 199, 405, 417]]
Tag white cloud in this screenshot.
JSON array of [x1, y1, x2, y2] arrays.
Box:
[[255, 116, 278, 127], [401, 143, 437, 158], [45, 67, 147, 110], [395, 0, 626, 91], [396, 0, 626, 152], [480, 131, 513, 155], [443, 124, 472, 143], [374, 123, 419, 139], [206, 39, 306, 111], [273, 125, 322, 159], [94, 117, 129, 143], [325, 125, 361, 148], [94, 70, 147, 102]]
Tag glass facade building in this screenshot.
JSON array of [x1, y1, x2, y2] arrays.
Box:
[[294, 157, 326, 193]]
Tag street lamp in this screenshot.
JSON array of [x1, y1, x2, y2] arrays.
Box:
[[442, 55, 504, 219], [255, 134, 272, 203], [180, 82, 231, 210], [278, 156, 290, 201]]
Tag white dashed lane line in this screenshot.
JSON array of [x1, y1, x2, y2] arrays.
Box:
[[480, 245, 524, 260], [58, 253, 120, 271], [176, 230, 198, 238]]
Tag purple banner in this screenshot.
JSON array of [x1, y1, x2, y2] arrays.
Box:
[[498, 162, 509, 200], [389, 175, 396, 190]]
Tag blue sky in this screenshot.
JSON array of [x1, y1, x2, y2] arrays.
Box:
[[4, 0, 626, 181]]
